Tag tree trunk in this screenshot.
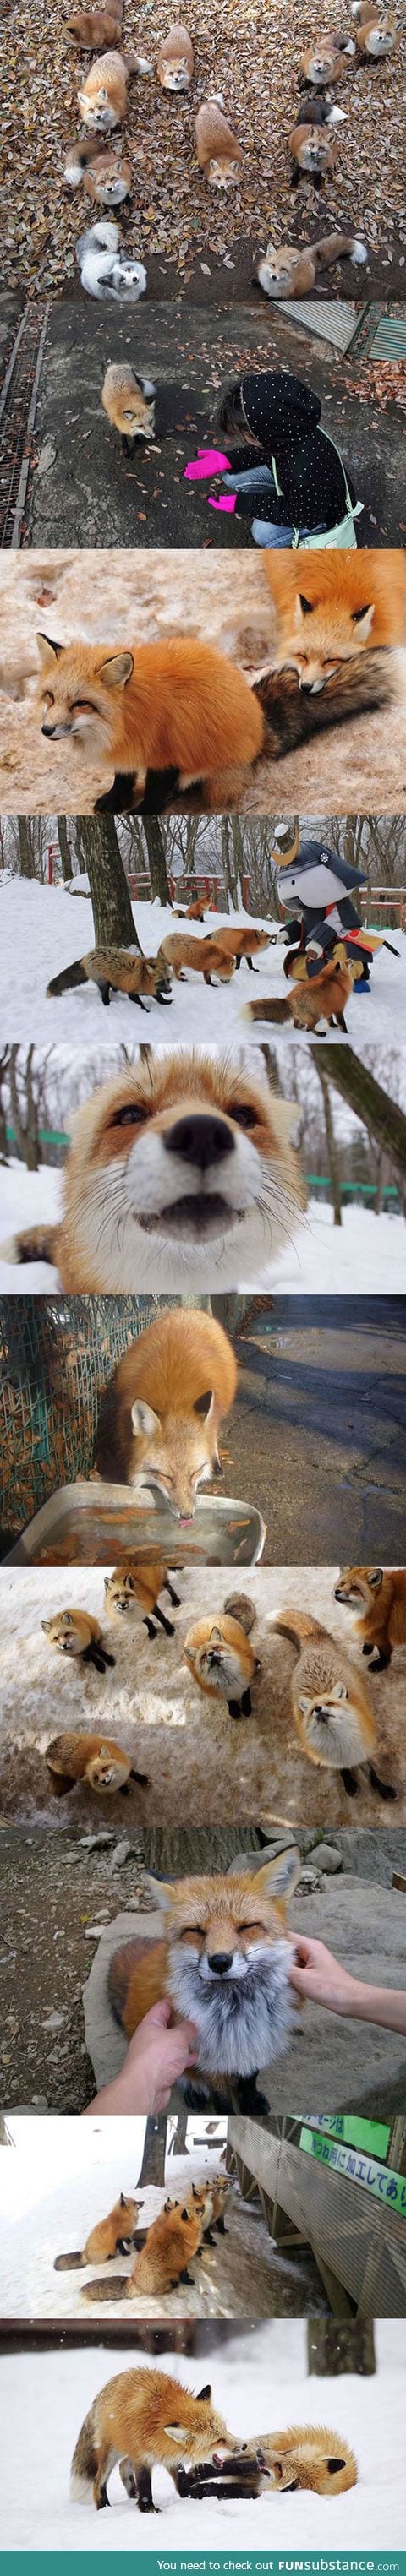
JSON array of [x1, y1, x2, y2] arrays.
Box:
[[140, 818, 172, 907], [307, 2321, 376, 2376], [8, 1046, 41, 1171], [313, 1045, 406, 1185], [79, 815, 140, 947], [315, 1066, 343, 1228], [137, 2119, 167, 2189], [168, 2110, 189, 2156], [17, 817, 35, 879], [57, 816, 73, 885]]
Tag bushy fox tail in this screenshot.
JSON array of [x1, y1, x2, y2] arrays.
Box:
[[80, 2274, 131, 2303], [244, 997, 290, 1023], [54, 2250, 86, 2271], [272, 1613, 326, 1650], [70, 2401, 99, 2498], [47, 959, 87, 996]]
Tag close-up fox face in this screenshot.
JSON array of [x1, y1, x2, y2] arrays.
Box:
[[335, 1566, 384, 1609], [145, 1849, 300, 2075], [36, 635, 129, 754], [184, 1615, 261, 1698], [60, 1046, 304, 1295], [266, 550, 406, 689], [129, 1397, 222, 1521]]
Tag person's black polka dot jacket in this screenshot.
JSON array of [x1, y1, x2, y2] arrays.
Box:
[[230, 370, 356, 528]]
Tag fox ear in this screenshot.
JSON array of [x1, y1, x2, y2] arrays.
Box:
[[164, 2425, 189, 2442], [326, 2458, 347, 2475], [351, 604, 374, 638], [194, 1387, 214, 1419], [196, 2384, 211, 2402], [145, 1873, 176, 1914], [370, 1568, 383, 1588], [98, 651, 134, 689], [36, 634, 63, 669], [252, 1846, 301, 1902], [298, 593, 313, 619], [131, 1398, 161, 1440], [98, 1742, 111, 1761]]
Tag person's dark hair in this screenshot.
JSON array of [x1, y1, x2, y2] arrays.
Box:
[[217, 381, 253, 444]]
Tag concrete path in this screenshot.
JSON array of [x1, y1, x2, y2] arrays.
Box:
[[227, 1298, 406, 1564]]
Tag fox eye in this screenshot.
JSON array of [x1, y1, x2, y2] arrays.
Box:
[[71, 700, 96, 713], [231, 1101, 257, 1130], [110, 1104, 145, 1129]]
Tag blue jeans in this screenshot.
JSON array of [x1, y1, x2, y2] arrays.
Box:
[[222, 464, 326, 549]]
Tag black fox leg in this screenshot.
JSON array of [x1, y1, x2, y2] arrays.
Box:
[[153, 1603, 175, 1636], [119, 2457, 139, 2501], [166, 1579, 180, 1607], [341, 1767, 359, 1796], [144, 1615, 158, 1638], [241, 1687, 252, 1715], [233, 2074, 269, 2116], [216, 2214, 227, 2233], [95, 771, 136, 814], [365, 1646, 389, 1671], [137, 767, 181, 814], [136, 2465, 156, 2513], [368, 1764, 397, 1800], [130, 1766, 151, 1787], [246, 956, 259, 971], [290, 166, 300, 187]]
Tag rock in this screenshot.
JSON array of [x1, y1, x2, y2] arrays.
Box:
[[307, 1844, 343, 1874], [79, 1832, 113, 1851], [42, 2010, 66, 2029], [111, 1841, 133, 1866], [36, 440, 57, 479]]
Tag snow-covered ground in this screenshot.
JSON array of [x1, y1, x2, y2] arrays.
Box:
[[1, 1157, 404, 1294], [0, 2112, 228, 2321], [0, 877, 403, 1044], [1, 2319, 404, 2548]]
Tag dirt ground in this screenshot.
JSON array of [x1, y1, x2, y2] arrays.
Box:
[[3, 0, 406, 297], [1, 548, 406, 816], [1, 1562, 406, 1830], [24, 299, 405, 552]]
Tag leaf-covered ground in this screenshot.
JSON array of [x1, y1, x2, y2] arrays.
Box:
[[3, 0, 406, 296]]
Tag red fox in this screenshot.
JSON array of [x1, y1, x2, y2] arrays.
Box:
[[104, 1562, 180, 1637], [182, 2425, 357, 2502], [45, 1729, 150, 1798], [70, 2363, 239, 2509], [95, 1306, 238, 1517], [2, 1052, 304, 1293], [184, 1612, 261, 1719], [354, 11, 400, 56], [255, 234, 367, 298], [102, 365, 156, 447], [288, 111, 341, 192], [209, 924, 271, 972], [41, 1608, 115, 1673], [195, 102, 243, 188], [174, 895, 211, 920], [157, 26, 194, 90], [157, 933, 236, 983], [107, 1846, 300, 2111], [77, 51, 151, 129], [45, 949, 173, 1010], [67, 3, 124, 49], [271, 1609, 396, 1799], [264, 549, 406, 688], [54, 2192, 141, 2270], [80, 2186, 213, 2301], [36, 633, 265, 817], [246, 950, 355, 1034], [299, 42, 352, 85], [65, 142, 134, 202], [335, 1566, 406, 1669]]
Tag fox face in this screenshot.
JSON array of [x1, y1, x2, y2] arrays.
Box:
[[60, 1049, 304, 1297], [335, 1566, 383, 1610], [149, 1848, 300, 2074], [36, 634, 130, 752], [184, 1616, 261, 1700], [87, 1745, 130, 1791], [266, 551, 406, 689], [104, 1570, 144, 1615], [129, 1393, 222, 1520], [41, 1612, 85, 1655]]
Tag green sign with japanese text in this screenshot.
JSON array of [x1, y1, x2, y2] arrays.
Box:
[[299, 2124, 406, 2214]]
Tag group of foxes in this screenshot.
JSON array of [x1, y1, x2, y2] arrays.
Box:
[[40, 1560, 406, 1805], [63, 8, 244, 210], [55, 2170, 230, 2298], [287, 3, 400, 199], [69, 2355, 357, 2511]]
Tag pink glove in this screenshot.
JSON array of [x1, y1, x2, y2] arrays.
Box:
[[184, 448, 232, 481], [208, 493, 237, 515]]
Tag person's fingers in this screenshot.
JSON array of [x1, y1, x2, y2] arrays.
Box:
[[145, 1997, 173, 2028]]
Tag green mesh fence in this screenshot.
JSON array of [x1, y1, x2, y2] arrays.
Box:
[[0, 1297, 165, 1538]]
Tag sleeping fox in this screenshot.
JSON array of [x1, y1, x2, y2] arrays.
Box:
[[264, 550, 406, 689], [107, 1846, 301, 2111], [2, 1049, 304, 1293], [36, 633, 266, 816], [183, 1612, 261, 1719]]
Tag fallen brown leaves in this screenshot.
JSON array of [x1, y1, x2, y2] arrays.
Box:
[[3, 0, 406, 292]]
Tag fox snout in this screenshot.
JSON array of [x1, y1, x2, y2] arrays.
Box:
[[207, 1950, 233, 1975], [162, 1112, 235, 1173]]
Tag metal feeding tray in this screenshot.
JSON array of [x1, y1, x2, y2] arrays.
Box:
[[7, 1481, 266, 1569]]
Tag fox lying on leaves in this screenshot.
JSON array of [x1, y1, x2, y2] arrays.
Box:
[[107, 1846, 301, 2112]]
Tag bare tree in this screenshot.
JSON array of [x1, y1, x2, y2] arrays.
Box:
[[308, 2322, 376, 2376], [314, 1047, 406, 1185], [314, 1066, 343, 1228], [140, 819, 172, 907], [79, 816, 140, 948], [17, 817, 36, 879], [8, 1047, 41, 1171], [57, 816, 74, 886], [137, 2120, 167, 2188]]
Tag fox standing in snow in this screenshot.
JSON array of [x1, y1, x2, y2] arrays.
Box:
[[104, 1562, 181, 1637], [246, 948, 355, 1034], [41, 1608, 115, 1672], [69, 2363, 239, 2508], [335, 1566, 406, 1669], [271, 1609, 396, 1799], [55, 2191, 141, 2270], [80, 2185, 213, 2301], [183, 1607, 261, 1719]]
